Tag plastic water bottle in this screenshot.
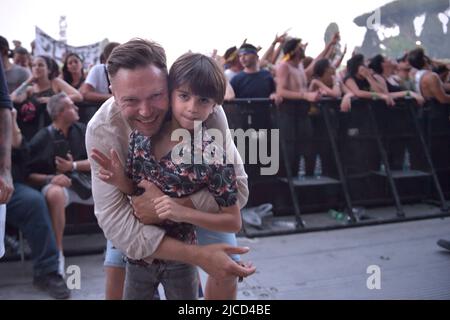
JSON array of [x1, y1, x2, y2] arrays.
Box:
[[402, 148, 411, 172], [298, 155, 306, 179], [329, 209, 346, 222], [379, 162, 386, 173], [314, 154, 322, 179]]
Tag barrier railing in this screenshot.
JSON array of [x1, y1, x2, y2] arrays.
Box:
[[223, 97, 450, 237]]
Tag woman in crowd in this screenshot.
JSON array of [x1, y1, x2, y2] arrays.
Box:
[[62, 53, 85, 90], [343, 53, 394, 107], [368, 54, 424, 106], [10, 55, 82, 140]]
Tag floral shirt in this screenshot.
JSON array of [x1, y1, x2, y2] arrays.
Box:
[[126, 125, 238, 250]]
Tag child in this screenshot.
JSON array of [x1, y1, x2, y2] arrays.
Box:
[[92, 52, 243, 300]]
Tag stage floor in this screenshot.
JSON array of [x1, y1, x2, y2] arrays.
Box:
[[1, 215, 450, 300]]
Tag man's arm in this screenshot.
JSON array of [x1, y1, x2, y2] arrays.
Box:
[[0, 59, 13, 204], [80, 83, 112, 103], [0, 109, 13, 204], [86, 120, 166, 260], [426, 73, 450, 104], [276, 63, 320, 102]]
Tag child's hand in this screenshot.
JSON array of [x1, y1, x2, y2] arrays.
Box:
[[90, 148, 126, 186], [154, 195, 185, 223]]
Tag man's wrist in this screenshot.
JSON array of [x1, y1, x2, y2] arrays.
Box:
[[72, 161, 77, 171]]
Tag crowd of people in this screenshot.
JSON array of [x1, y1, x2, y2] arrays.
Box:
[[0, 28, 450, 300]]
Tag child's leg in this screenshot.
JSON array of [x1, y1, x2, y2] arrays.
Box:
[[161, 261, 199, 300], [196, 227, 240, 300]]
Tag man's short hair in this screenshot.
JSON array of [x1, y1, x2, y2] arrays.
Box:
[[169, 52, 226, 105], [224, 46, 238, 62], [100, 42, 120, 64], [14, 46, 29, 55], [283, 38, 301, 55], [47, 92, 69, 121], [408, 48, 429, 70], [106, 38, 167, 79]]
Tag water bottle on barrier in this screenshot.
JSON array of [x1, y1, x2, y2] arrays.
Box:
[[298, 155, 306, 180], [402, 148, 411, 172], [314, 154, 322, 179], [379, 161, 386, 173], [329, 209, 346, 222]]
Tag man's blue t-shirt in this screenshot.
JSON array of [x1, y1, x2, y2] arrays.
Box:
[[230, 70, 275, 98]]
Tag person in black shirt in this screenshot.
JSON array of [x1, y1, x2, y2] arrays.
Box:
[[230, 43, 281, 102], [368, 54, 424, 106], [27, 92, 92, 276], [344, 54, 394, 106], [6, 107, 70, 299]]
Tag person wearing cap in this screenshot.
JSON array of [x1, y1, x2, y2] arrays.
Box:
[[230, 43, 280, 102], [223, 46, 243, 82], [0, 35, 31, 93]]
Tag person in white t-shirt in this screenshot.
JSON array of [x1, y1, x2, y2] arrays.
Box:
[[80, 42, 120, 103]]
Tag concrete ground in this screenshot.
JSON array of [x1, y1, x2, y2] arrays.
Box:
[[1, 214, 449, 300]]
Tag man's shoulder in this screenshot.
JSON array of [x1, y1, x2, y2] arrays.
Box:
[[86, 97, 131, 151], [87, 98, 124, 135]]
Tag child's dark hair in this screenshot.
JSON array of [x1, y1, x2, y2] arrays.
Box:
[[169, 52, 226, 105]]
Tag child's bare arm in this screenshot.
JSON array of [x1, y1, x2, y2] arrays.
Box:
[[90, 148, 134, 195]]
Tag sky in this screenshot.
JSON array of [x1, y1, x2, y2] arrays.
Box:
[[0, 0, 395, 65]]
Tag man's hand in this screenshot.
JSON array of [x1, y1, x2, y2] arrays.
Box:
[[269, 92, 283, 106], [50, 174, 72, 188], [131, 180, 165, 225], [304, 91, 321, 102], [0, 171, 14, 204], [197, 244, 256, 280], [55, 153, 73, 173], [154, 195, 186, 223]]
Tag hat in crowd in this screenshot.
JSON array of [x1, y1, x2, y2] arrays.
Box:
[[282, 38, 302, 61], [224, 46, 238, 63], [238, 43, 259, 56]]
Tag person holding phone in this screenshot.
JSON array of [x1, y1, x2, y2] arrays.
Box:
[[27, 92, 92, 276]]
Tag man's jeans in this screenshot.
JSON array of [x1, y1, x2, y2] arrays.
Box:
[[6, 183, 59, 277], [123, 260, 199, 300]]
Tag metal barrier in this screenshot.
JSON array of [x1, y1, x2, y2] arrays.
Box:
[[223, 98, 450, 237]]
